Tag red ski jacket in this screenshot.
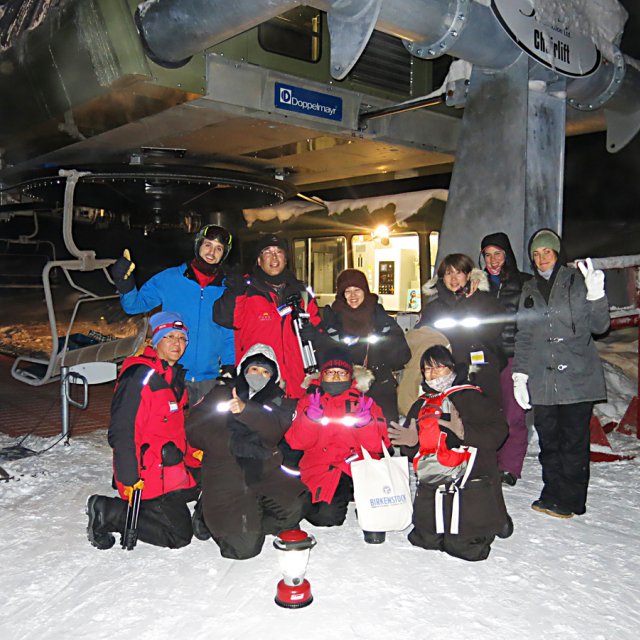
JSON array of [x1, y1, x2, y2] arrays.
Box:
[[108, 347, 199, 501], [214, 271, 321, 399], [286, 383, 390, 503]]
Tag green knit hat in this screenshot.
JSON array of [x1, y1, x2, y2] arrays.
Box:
[[529, 230, 560, 260]]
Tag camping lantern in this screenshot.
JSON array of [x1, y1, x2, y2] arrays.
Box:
[[273, 529, 316, 609]]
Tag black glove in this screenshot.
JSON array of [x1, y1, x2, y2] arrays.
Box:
[[110, 254, 136, 295], [224, 265, 248, 295], [299, 321, 318, 342], [219, 364, 236, 378], [439, 425, 463, 450]]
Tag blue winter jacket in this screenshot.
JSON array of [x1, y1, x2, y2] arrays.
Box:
[[120, 263, 235, 382]]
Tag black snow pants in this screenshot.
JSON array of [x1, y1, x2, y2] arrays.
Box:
[[99, 489, 197, 549], [534, 401, 593, 515]]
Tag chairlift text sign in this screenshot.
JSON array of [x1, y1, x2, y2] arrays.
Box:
[[491, 0, 600, 77]]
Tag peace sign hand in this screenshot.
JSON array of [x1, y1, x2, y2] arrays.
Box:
[[577, 258, 605, 301]]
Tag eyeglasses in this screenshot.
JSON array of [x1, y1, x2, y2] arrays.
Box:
[[162, 334, 187, 344], [322, 368, 350, 380], [260, 248, 286, 258], [423, 364, 450, 373]]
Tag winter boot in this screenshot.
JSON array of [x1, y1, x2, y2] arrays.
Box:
[[496, 514, 514, 539], [501, 472, 517, 487], [191, 498, 212, 541], [363, 531, 386, 544], [86, 495, 116, 550], [531, 498, 573, 519]]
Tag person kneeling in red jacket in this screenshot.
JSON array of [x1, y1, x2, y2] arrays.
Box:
[[286, 347, 390, 543], [86, 311, 200, 550]]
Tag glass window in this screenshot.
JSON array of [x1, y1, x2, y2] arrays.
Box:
[[258, 7, 322, 63], [292, 238, 307, 283], [429, 231, 439, 278], [308, 236, 346, 307], [351, 233, 421, 312]]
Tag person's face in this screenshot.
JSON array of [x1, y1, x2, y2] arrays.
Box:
[[422, 362, 453, 382], [155, 330, 187, 365], [245, 364, 272, 379], [322, 368, 351, 383], [533, 247, 558, 272], [258, 246, 287, 276], [199, 238, 225, 264], [443, 266, 469, 292], [344, 286, 365, 309], [483, 246, 506, 273]]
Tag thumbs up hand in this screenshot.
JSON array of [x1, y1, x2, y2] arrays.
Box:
[[110, 249, 137, 295], [577, 258, 605, 301], [228, 386, 246, 414]]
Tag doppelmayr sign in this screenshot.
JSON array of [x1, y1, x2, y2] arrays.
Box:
[[275, 83, 343, 122], [491, 0, 600, 77]]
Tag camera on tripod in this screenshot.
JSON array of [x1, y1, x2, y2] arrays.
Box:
[[282, 293, 318, 374]]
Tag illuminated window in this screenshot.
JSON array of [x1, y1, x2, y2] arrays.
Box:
[[429, 231, 439, 278], [258, 7, 322, 63]]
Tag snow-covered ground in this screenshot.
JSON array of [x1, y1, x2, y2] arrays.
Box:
[[1, 428, 639, 640]]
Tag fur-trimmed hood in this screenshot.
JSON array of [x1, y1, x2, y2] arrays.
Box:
[[422, 268, 489, 297], [301, 364, 375, 392]]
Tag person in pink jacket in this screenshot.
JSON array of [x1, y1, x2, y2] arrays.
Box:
[[286, 347, 390, 543]]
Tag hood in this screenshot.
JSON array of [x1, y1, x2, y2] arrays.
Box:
[[479, 232, 518, 273], [422, 268, 490, 297], [237, 343, 281, 382]]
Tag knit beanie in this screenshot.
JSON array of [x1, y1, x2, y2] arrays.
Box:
[[255, 234, 288, 258], [149, 311, 189, 348], [336, 269, 371, 298], [529, 229, 561, 260], [320, 346, 353, 376]]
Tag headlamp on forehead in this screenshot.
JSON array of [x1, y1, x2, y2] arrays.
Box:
[[152, 320, 188, 336]]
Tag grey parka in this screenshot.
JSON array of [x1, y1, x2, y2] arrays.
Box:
[[513, 265, 609, 405]]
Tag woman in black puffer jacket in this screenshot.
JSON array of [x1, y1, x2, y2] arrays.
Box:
[[320, 269, 410, 424], [417, 253, 506, 408]]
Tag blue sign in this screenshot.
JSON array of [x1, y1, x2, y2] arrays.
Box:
[[275, 82, 342, 121]]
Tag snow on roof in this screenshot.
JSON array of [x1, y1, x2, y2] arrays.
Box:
[[242, 188, 449, 227]]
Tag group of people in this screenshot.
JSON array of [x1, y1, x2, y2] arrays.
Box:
[[86, 222, 609, 562]]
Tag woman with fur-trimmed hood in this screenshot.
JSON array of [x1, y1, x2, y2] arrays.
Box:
[[416, 253, 506, 406], [286, 346, 390, 541]]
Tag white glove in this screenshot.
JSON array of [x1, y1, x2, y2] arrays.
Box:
[[512, 373, 531, 410], [577, 258, 605, 301]]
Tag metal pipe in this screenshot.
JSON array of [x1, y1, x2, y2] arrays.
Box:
[[358, 93, 446, 128]]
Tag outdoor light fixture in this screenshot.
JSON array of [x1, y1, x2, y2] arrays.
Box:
[[273, 529, 316, 609]]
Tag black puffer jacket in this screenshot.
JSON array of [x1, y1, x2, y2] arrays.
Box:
[[417, 270, 506, 405], [321, 303, 410, 423], [479, 232, 532, 358]]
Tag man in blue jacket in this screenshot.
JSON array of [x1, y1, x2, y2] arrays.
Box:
[[110, 225, 235, 405]]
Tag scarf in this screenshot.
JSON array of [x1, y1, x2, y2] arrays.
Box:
[[331, 293, 377, 336]]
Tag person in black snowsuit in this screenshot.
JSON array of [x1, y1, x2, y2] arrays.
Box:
[[186, 343, 310, 560]]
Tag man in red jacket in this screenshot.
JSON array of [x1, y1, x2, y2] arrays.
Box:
[[213, 234, 322, 399], [286, 347, 390, 542], [86, 311, 200, 550]]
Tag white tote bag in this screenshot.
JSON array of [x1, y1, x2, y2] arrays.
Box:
[[351, 443, 413, 532]]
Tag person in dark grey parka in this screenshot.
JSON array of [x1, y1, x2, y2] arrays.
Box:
[[512, 229, 609, 519]]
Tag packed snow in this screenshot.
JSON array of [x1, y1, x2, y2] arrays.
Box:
[[1, 424, 638, 640]]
